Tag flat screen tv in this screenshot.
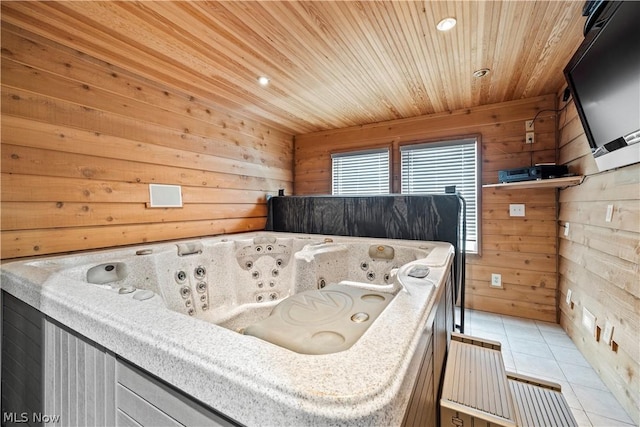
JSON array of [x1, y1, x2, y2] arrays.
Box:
[[564, 1, 640, 172]]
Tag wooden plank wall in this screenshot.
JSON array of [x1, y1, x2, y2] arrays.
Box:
[[0, 23, 294, 260], [295, 95, 559, 322], [557, 92, 640, 424]]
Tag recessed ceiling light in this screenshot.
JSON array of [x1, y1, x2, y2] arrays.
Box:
[[436, 17, 457, 31], [258, 76, 270, 86], [473, 68, 490, 78]]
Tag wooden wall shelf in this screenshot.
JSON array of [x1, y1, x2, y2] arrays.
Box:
[[483, 176, 583, 189]]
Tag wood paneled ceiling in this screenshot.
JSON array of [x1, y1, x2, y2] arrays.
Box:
[[1, 1, 586, 135]]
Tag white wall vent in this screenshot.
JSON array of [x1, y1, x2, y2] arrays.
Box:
[[148, 184, 183, 208]]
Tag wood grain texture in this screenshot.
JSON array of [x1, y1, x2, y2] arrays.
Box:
[[557, 91, 640, 425], [295, 96, 560, 322], [1, 23, 292, 259], [0, 1, 584, 135], [1, 0, 634, 420]]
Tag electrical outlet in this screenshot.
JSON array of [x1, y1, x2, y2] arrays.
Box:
[[525, 132, 535, 144], [509, 204, 525, 217], [564, 222, 570, 236], [491, 273, 502, 288], [525, 120, 534, 131], [606, 204, 614, 222]]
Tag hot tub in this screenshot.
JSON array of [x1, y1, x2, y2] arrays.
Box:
[[0, 231, 454, 426]]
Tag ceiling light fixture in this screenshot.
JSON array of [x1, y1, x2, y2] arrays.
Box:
[[258, 76, 270, 86], [473, 68, 490, 78], [436, 17, 457, 31]]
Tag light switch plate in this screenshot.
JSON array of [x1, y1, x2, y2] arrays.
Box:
[[564, 222, 570, 236], [566, 289, 572, 305], [602, 321, 614, 345], [606, 204, 614, 222], [582, 307, 596, 336]]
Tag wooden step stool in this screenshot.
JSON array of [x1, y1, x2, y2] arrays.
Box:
[[440, 333, 578, 427]]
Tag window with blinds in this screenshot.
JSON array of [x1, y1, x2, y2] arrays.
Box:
[[331, 149, 390, 195], [401, 139, 479, 253]]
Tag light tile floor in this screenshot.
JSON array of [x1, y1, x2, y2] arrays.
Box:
[[459, 308, 637, 427]]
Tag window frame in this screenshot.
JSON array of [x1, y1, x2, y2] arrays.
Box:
[[331, 146, 392, 195], [327, 136, 481, 254], [399, 135, 482, 254]]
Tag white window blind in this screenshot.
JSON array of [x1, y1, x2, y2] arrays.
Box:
[[401, 139, 479, 252], [332, 149, 390, 195]]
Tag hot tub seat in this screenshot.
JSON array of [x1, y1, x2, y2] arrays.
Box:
[[243, 283, 394, 354]]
